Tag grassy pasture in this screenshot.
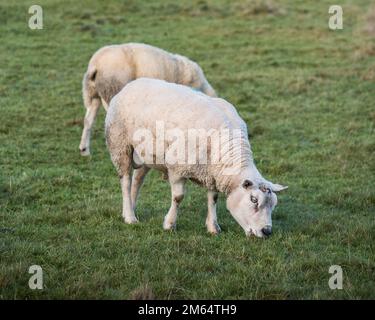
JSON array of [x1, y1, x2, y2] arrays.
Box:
[[0, 0, 375, 299]]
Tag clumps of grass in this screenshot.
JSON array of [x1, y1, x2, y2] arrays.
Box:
[[362, 67, 375, 81], [233, 0, 286, 17], [65, 118, 83, 127], [267, 162, 295, 176], [248, 125, 265, 137], [148, 1, 230, 18], [354, 5, 375, 60], [0, 274, 10, 289], [79, 24, 99, 35], [284, 75, 325, 95], [364, 5, 375, 35], [129, 283, 155, 300], [353, 42, 375, 60], [318, 188, 375, 212], [146, 0, 286, 19]]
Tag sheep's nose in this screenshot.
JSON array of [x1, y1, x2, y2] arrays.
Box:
[[261, 226, 272, 237]]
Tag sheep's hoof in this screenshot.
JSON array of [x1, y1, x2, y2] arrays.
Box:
[[124, 217, 139, 224], [80, 148, 91, 156], [206, 222, 221, 235], [163, 220, 176, 231]]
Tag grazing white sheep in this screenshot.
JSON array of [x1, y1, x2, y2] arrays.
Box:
[[80, 42, 216, 156], [105, 78, 287, 238]]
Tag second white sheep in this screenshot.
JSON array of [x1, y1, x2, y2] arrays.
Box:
[[80, 43, 216, 155]]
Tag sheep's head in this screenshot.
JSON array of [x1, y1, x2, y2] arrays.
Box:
[[226, 179, 287, 238]]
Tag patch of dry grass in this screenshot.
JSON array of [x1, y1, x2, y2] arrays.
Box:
[[234, 0, 286, 17], [129, 284, 155, 300], [364, 5, 375, 35]]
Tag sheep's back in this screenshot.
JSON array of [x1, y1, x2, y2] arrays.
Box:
[[112, 78, 233, 134]]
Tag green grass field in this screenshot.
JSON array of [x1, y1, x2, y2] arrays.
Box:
[[1, 0, 375, 299]]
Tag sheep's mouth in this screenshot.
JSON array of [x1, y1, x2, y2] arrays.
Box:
[[246, 228, 266, 238], [245, 228, 254, 237]]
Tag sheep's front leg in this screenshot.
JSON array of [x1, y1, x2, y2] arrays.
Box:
[[121, 173, 138, 224], [206, 190, 221, 235], [131, 166, 150, 211], [163, 177, 186, 231]]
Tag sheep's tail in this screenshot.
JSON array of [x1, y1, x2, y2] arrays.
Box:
[[82, 66, 98, 108], [202, 80, 217, 97]]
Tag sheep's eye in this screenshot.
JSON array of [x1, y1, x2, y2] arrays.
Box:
[[250, 196, 258, 204]]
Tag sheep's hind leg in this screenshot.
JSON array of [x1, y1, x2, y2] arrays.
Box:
[[206, 190, 221, 235], [79, 97, 101, 156], [163, 177, 186, 231], [101, 98, 109, 111], [119, 156, 138, 224], [130, 166, 150, 212]]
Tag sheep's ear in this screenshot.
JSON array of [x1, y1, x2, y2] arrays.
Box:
[[270, 183, 288, 192], [242, 180, 253, 189]]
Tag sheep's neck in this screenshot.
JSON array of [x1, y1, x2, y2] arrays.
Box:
[[212, 137, 261, 194]]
